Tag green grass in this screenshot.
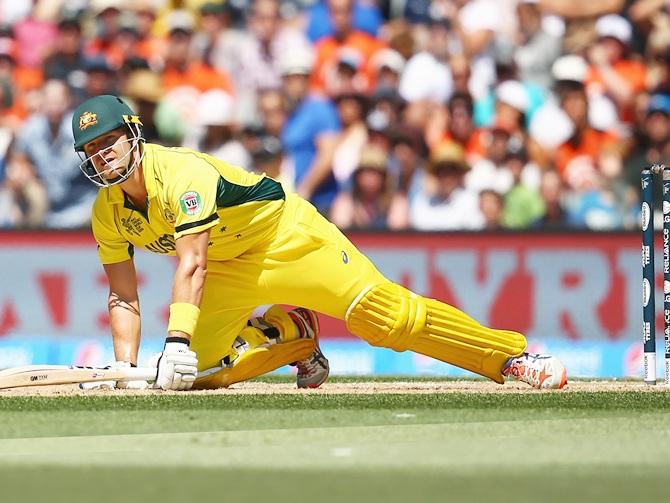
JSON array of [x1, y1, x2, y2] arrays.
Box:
[[1, 384, 669, 503]]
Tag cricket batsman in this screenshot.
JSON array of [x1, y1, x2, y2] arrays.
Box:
[[72, 95, 568, 391]]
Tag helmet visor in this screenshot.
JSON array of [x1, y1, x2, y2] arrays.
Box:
[[78, 123, 144, 187]]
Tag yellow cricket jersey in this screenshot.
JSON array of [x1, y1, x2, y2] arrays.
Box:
[[91, 143, 285, 264]]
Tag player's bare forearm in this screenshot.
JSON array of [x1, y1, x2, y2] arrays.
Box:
[[171, 229, 210, 340], [103, 260, 141, 364], [109, 292, 141, 363]]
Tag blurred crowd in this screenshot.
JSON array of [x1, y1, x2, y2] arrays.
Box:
[[0, 0, 669, 231]]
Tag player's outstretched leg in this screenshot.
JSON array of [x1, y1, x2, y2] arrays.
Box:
[[264, 306, 329, 388], [345, 283, 567, 389]]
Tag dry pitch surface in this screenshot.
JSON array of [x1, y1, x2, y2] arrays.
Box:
[[0, 378, 658, 396]]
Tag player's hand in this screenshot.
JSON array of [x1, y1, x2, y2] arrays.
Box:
[[156, 338, 198, 391], [79, 361, 150, 390]]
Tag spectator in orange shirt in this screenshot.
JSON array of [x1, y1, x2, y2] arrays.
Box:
[[84, 1, 122, 65], [442, 92, 487, 163], [311, 0, 386, 95], [586, 14, 647, 122], [555, 79, 619, 183], [160, 10, 234, 95], [105, 20, 145, 71], [0, 33, 42, 122], [128, 0, 166, 68]]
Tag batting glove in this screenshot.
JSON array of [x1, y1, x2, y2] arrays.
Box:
[[156, 338, 198, 391]]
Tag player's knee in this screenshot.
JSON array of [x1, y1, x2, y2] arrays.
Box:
[[345, 283, 424, 352]]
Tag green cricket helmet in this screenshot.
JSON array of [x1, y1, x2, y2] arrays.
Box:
[[72, 95, 145, 187]]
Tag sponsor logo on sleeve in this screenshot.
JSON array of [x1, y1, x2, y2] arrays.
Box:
[[179, 191, 202, 216]]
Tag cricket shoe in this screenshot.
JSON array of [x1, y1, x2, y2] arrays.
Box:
[[502, 353, 568, 389], [288, 307, 330, 388]]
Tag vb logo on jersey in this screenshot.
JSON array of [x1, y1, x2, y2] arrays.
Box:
[[179, 191, 202, 216]]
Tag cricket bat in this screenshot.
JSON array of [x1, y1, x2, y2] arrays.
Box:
[[0, 365, 157, 389]]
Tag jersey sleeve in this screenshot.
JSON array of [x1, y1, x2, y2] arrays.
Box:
[[166, 158, 220, 239], [91, 195, 134, 264]]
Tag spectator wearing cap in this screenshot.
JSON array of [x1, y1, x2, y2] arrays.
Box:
[[184, 89, 251, 170], [409, 141, 484, 230], [330, 143, 394, 230], [513, 0, 561, 91], [311, 0, 386, 96], [484, 79, 545, 185], [279, 49, 341, 212], [161, 9, 234, 95], [471, 38, 547, 131], [8, 79, 96, 228], [235, 0, 312, 124], [43, 16, 89, 103], [492, 80, 531, 138], [528, 55, 586, 162], [586, 14, 647, 122], [369, 48, 405, 93], [335, 47, 372, 95]]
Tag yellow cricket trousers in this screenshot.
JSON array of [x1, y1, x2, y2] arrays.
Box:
[[192, 193, 388, 369]]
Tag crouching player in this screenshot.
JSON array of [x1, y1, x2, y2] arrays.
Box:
[[73, 95, 567, 391]]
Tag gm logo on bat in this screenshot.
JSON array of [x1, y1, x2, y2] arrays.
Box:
[[30, 374, 48, 381]]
